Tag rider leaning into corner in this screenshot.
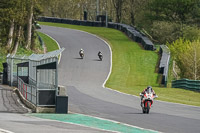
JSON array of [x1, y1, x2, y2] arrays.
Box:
[[98, 51, 102, 56], [140, 86, 156, 106], [80, 48, 84, 54]]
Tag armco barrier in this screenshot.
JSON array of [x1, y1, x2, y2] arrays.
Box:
[[159, 45, 170, 86], [38, 16, 155, 50], [172, 79, 200, 91]]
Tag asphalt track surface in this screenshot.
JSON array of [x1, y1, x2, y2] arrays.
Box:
[[0, 85, 111, 133], [39, 25, 200, 133]]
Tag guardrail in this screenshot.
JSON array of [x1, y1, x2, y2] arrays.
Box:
[[18, 77, 37, 105], [172, 79, 200, 91], [159, 45, 170, 86], [38, 16, 155, 51]]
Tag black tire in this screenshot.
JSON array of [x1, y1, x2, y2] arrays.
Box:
[[147, 102, 150, 114], [143, 108, 146, 114], [80, 54, 84, 59], [99, 55, 103, 61]]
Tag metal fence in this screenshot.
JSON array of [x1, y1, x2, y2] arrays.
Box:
[[38, 16, 156, 51], [172, 79, 200, 91], [18, 77, 37, 105], [7, 54, 29, 86], [6, 48, 64, 107], [159, 45, 170, 86]]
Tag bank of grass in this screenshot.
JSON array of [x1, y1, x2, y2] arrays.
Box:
[[39, 22, 200, 106], [37, 31, 59, 52]]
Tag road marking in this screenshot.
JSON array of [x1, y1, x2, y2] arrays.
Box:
[[41, 25, 200, 108], [40, 33, 62, 64], [0, 128, 14, 133], [30, 113, 160, 133], [27, 114, 119, 133]]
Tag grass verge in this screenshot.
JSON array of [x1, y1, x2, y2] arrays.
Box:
[[37, 31, 59, 52], [38, 22, 200, 106]]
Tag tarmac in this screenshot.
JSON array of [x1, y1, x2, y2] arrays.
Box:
[[0, 84, 157, 133]]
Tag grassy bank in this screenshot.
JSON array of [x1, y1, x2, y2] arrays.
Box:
[[39, 22, 200, 106], [37, 32, 59, 52]]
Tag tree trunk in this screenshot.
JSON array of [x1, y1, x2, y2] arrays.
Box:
[[11, 26, 22, 55], [26, 0, 33, 49], [112, 0, 123, 23], [6, 19, 15, 50]]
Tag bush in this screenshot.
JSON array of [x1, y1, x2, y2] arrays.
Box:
[[182, 25, 200, 41], [168, 38, 200, 80], [150, 22, 181, 44]]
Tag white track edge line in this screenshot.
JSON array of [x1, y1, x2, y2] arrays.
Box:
[[71, 112, 161, 133], [0, 128, 14, 133], [42, 25, 200, 108], [41, 33, 62, 64]]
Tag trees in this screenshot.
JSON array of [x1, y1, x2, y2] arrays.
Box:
[[168, 39, 200, 80], [112, 0, 125, 23], [148, 0, 199, 25], [0, 0, 43, 54]]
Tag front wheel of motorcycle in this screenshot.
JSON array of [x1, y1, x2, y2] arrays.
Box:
[[142, 106, 146, 114], [146, 102, 150, 114]]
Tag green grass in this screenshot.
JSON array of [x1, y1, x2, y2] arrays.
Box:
[[37, 31, 59, 52], [39, 22, 200, 106]]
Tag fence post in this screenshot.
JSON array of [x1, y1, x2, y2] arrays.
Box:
[[31, 86, 32, 103], [26, 85, 27, 100]]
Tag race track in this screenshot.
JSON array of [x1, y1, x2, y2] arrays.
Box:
[[40, 25, 200, 133]]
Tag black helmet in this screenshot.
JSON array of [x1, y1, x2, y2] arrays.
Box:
[[147, 86, 152, 90]]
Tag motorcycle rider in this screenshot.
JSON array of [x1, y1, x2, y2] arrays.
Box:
[[80, 48, 84, 53], [140, 86, 156, 106], [98, 51, 103, 60], [98, 51, 102, 56], [79, 48, 84, 58]]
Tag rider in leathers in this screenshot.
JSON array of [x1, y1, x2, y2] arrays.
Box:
[[141, 86, 156, 106]]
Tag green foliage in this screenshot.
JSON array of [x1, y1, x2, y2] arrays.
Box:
[[37, 32, 59, 52], [168, 38, 200, 80], [0, 47, 7, 72], [16, 45, 33, 56], [148, 0, 199, 24], [40, 22, 200, 106], [151, 21, 181, 44], [182, 25, 200, 41], [39, 0, 200, 45], [39, 21, 159, 89]]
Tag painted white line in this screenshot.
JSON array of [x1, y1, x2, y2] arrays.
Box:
[[27, 115, 119, 133], [70, 112, 161, 133], [0, 128, 14, 133], [41, 33, 62, 64], [72, 30, 113, 88], [36, 26, 160, 132]]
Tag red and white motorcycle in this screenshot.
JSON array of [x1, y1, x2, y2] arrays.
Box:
[[140, 90, 158, 114]]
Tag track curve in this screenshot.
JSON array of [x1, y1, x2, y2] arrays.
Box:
[[39, 25, 200, 133]]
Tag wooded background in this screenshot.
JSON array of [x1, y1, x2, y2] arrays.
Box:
[[0, 0, 200, 80]]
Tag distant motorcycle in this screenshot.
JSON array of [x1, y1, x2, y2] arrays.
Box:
[[79, 49, 84, 59], [140, 90, 158, 114], [98, 51, 103, 61]]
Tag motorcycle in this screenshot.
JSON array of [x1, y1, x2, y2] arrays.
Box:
[[140, 90, 158, 114], [79, 50, 84, 59], [98, 52, 103, 61]]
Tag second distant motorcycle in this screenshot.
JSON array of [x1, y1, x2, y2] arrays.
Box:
[[98, 51, 103, 61], [79, 49, 84, 59]]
